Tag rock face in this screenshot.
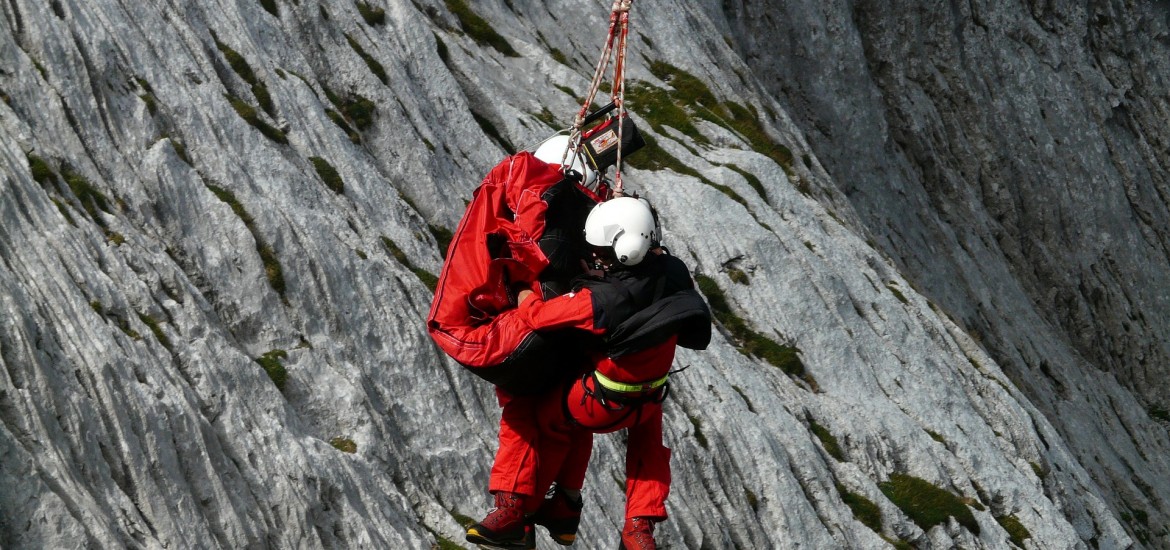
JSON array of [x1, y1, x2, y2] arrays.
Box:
[[1, 0, 1166, 548]]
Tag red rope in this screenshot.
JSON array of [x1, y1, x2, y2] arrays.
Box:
[[567, 0, 634, 196]]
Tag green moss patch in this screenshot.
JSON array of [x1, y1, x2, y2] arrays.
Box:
[[169, 138, 192, 166], [255, 349, 288, 391], [140, 93, 159, 116], [632, 61, 794, 171], [688, 414, 708, 448], [837, 484, 882, 533], [731, 385, 756, 413], [322, 86, 376, 142], [1149, 405, 1170, 422], [726, 267, 749, 285], [213, 36, 275, 117], [535, 107, 557, 128], [809, 419, 844, 461], [61, 164, 112, 217], [345, 34, 389, 85], [627, 81, 707, 145], [356, 1, 386, 25], [648, 61, 717, 105], [886, 282, 909, 304], [449, 511, 476, 529], [326, 110, 359, 142], [137, 312, 172, 351], [428, 528, 463, 550], [51, 198, 77, 226], [27, 153, 56, 187], [428, 224, 454, 258], [381, 236, 438, 291], [726, 164, 767, 200], [694, 273, 808, 380], [225, 94, 287, 144], [339, 94, 376, 130], [329, 437, 358, 453], [445, 0, 519, 57], [309, 156, 344, 194], [56, 163, 117, 237], [879, 473, 979, 535], [995, 515, 1031, 547], [471, 111, 514, 153], [206, 183, 287, 300], [744, 488, 759, 511]]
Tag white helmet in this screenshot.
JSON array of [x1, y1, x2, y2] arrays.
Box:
[[584, 197, 657, 266], [533, 134, 597, 187]]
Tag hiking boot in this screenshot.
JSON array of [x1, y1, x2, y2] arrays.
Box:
[[466, 492, 532, 549], [531, 486, 583, 545], [617, 517, 656, 550]]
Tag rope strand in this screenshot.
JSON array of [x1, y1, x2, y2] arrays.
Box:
[[565, 1, 634, 196]]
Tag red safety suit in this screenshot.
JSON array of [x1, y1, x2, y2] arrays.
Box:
[[487, 288, 601, 502], [490, 251, 712, 519], [535, 335, 678, 520]]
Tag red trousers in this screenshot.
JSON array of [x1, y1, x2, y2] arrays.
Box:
[[489, 338, 677, 520], [536, 374, 672, 520]]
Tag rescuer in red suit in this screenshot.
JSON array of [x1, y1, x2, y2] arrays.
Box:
[[466, 197, 712, 550]]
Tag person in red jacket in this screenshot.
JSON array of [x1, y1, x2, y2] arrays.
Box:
[[466, 197, 712, 550]]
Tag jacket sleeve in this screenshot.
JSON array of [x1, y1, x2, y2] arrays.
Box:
[[516, 287, 604, 334]]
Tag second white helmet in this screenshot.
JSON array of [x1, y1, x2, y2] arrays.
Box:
[[533, 134, 597, 187], [584, 197, 657, 266]]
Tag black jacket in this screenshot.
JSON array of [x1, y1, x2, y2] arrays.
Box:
[[575, 252, 712, 358]]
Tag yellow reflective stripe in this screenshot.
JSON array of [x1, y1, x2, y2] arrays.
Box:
[[593, 370, 668, 393]]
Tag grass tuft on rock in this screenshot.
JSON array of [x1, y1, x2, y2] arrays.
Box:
[[345, 34, 388, 85], [726, 164, 768, 200], [309, 156, 344, 194], [169, 138, 192, 166], [27, 153, 56, 187], [809, 419, 844, 461], [356, 1, 386, 25], [837, 484, 882, 533], [322, 86, 376, 130], [726, 267, 749, 285], [879, 473, 979, 535], [225, 94, 287, 144], [213, 36, 276, 117], [255, 350, 288, 391], [632, 61, 795, 172], [137, 312, 172, 351], [445, 0, 519, 57], [688, 414, 708, 448], [428, 224, 454, 259], [58, 163, 114, 234], [995, 515, 1031, 547], [381, 236, 438, 291], [471, 111, 514, 153], [695, 274, 807, 380], [744, 488, 759, 511], [329, 437, 358, 453], [206, 184, 287, 300], [1149, 404, 1170, 422]]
